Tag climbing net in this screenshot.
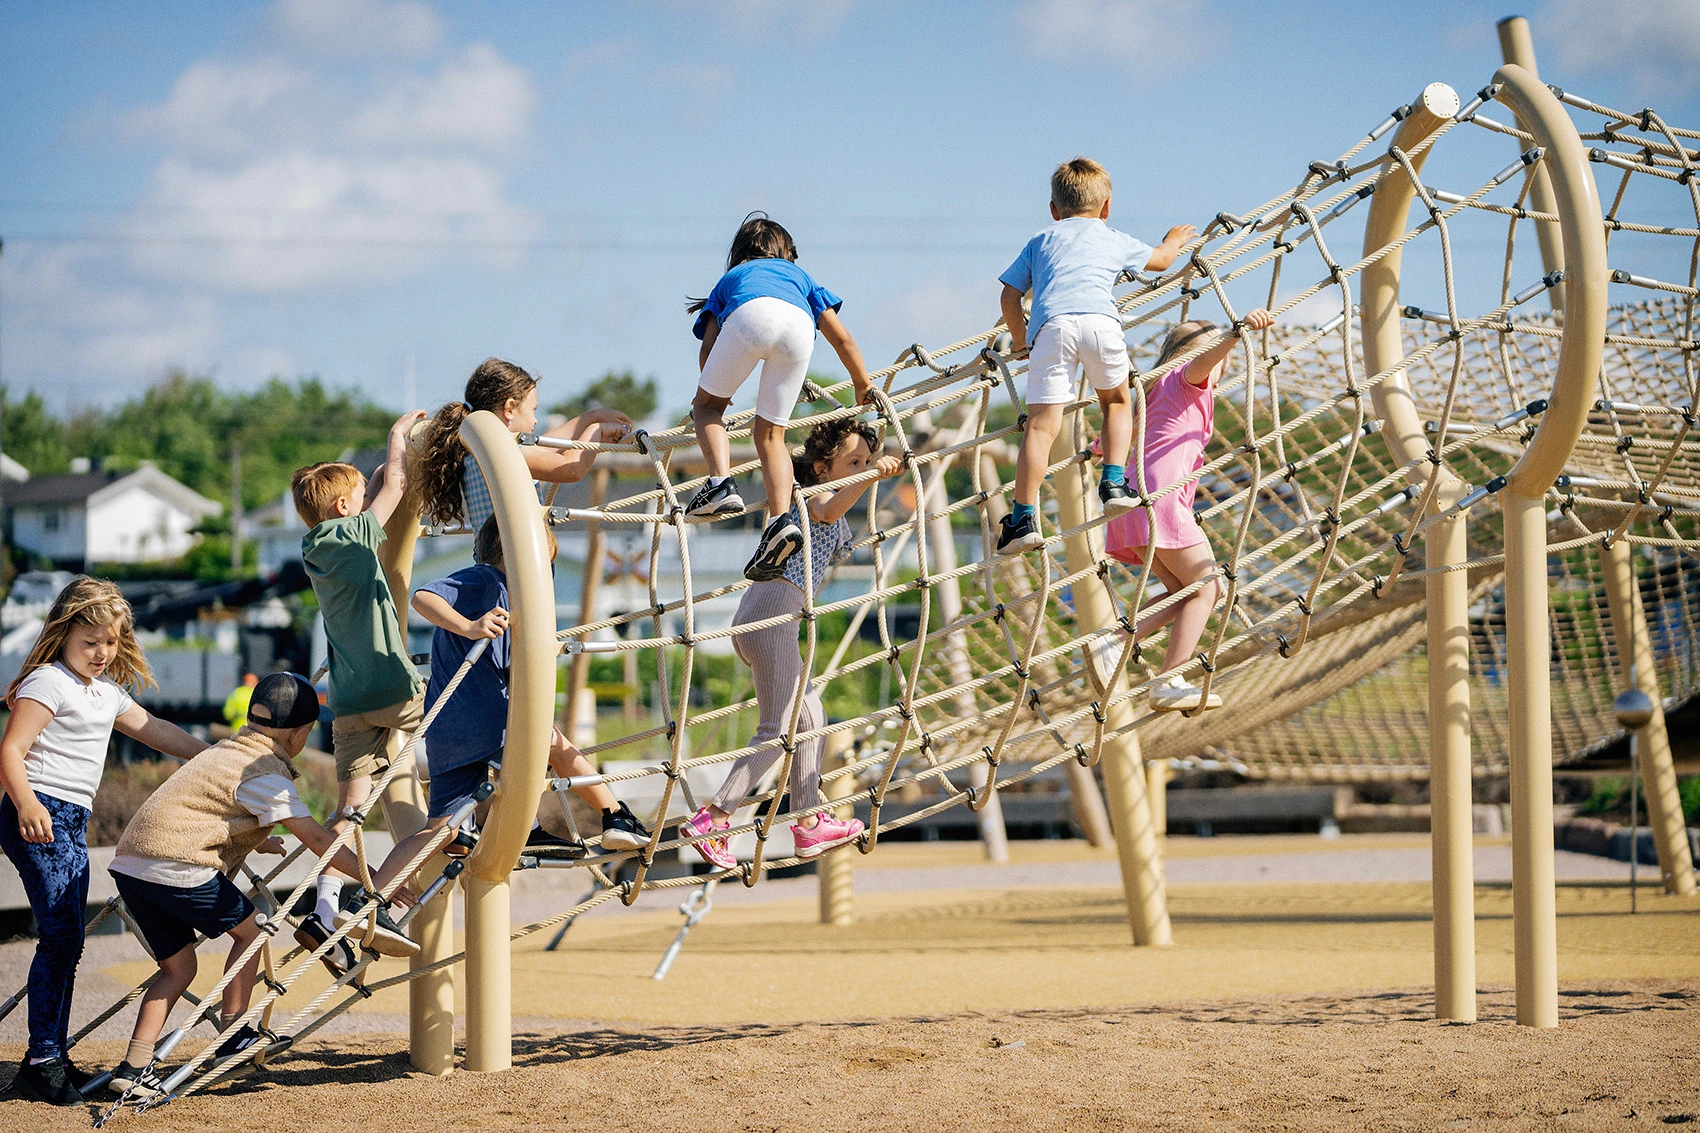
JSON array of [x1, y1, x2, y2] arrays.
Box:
[[47, 73, 1699, 1118]]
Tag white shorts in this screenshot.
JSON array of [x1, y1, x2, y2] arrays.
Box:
[[699, 296, 817, 425], [1026, 313, 1130, 405]]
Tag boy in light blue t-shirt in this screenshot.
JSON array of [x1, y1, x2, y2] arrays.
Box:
[[995, 156, 1196, 555]]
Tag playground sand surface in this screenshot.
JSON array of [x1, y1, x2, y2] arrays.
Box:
[[5, 837, 1699, 1128]]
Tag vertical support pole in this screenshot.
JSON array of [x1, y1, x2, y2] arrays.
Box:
[[925, 465, 1010, 862], [459, 410, 557, 1071], [1144, 758, 1168, 851], [1428, 485, 1477, 1021], [1503, 491, 1557, 1029], [1050, 414, 1170, 946], [563, 468, 607, 741], [1360, 82, 1477, 1022], [376, 427, 457, 1074], [1601, 540, 1696, 894], [1067, 759, 1115, 847], [1497, 17, 1566, 313], [818, 730, 854, 926]]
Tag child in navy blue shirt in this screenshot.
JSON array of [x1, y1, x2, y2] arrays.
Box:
[[410, 517, 650, 854], [995, 157, 1196, 555], [685, 212, 874, 582]]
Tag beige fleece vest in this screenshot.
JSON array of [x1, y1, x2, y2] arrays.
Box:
[[115, 730, 300, 874]]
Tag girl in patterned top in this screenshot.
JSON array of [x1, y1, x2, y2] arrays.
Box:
[[681, 417, 900, 867]]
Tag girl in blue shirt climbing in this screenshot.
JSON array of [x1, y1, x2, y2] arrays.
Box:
[[686, 213, 874, 581]]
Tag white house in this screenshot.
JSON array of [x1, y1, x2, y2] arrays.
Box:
[[6, 462, 222, 568]]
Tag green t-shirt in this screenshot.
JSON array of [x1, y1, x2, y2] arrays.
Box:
[[301, 510, 421, 715]]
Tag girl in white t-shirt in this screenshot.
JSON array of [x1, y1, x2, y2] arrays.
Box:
[[0, 577, 204, 1105]]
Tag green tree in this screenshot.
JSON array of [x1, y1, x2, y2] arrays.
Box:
[[549, 370, 658, 423], [0, 386, 71, 475]]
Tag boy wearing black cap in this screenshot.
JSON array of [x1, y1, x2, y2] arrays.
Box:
[[104, 673, 417, 1097]]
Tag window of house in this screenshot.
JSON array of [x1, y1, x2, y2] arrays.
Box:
[[43, 509, 62, 533]]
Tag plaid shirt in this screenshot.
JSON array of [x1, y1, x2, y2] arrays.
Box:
[[461, 461, 545, 533]]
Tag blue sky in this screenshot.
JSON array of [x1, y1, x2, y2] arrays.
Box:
[[2, 0, 1697, 421]]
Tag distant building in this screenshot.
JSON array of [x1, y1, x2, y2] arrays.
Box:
[[5, 461, 222, 569]]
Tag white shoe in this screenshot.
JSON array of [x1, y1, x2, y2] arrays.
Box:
[[1148, 672, 1221, 712]]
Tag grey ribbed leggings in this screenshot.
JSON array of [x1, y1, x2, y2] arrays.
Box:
[[709, 580, 823, 816]]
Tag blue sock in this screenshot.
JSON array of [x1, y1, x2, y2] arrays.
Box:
[[1102, 464, 1126, 486], [1012, 502, 1036, 523]]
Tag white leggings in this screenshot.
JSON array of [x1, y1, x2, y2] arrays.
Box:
[[698, 296, 817, 424]]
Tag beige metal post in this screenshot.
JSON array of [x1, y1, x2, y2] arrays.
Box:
[[459, 409, 559, 1070], [1050, 417, 1170, 946], [1497, 17, 1566, 312], [1144, 759, 1168, 851], [1601, 541, 1696, 894], [1494, 64, 1610, 1029], [818, 730, 854, 926], [375, 432, 457, 1074], [562, 468, 607, 740], [1360, 82, 1478, 1022]]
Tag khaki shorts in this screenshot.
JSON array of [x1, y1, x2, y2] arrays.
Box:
[[331, 693, 424, 783]]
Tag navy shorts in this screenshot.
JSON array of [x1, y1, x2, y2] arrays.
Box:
[[427, 759, 497, 819], [111, 871, 254, 960]]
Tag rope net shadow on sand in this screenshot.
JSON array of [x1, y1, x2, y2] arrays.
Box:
[[52, 73, 1698, 1120]]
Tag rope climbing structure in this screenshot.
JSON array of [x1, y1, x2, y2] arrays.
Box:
[[57, 16, 1699, 1117]]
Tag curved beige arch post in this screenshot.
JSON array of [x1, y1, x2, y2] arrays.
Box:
[[375, 429, 457, 1075], [459, 409, 559, 1071], [1493, 63, 1609, 1029], [1360, 82, 1477, 1023], [1050, 418, 1170, 946], [1496, 17, 1566, 312]]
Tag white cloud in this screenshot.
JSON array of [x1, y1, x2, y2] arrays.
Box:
[[1539, 0, 1700, 97], [269, 0, 444, 59], [1017, 0, 1215, 78], [348, 43, 537, 150], [120, 58, 317, 155]]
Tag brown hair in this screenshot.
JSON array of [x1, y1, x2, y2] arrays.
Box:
[[795, 417, 881, 487], [474, 514, 558, 569], [1051, 156, 1112, 215], [7, 576, 154, 706], [1156, 320, 1218, 369], [687, 212, 799, 315], [290, 462, 363, 527], [417, 358, 539, 527]]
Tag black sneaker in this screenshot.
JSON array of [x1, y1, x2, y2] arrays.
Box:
[[686, 479, 744, 518], [212, 1024, 265, 1064], [996, 512, 1044, 555], [333, 889, 419, 958], [7, 1056, 85, 1106], [599, 801, 652, 851], [1098, 478, 1138, 516], [107, 1061, 163, 1100], [744, 515, 804, 581], [60, 1057, 97, 1093], [294, 911, 359, 977], [523, 825, 588, 859]]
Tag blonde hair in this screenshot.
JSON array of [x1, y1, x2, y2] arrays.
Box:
[[8, 576, 154, 706], [475, 514, 558, 569], [1156, 320, 1218, 368], [291, 462, 363, 527], [1052, 157, 1112, 215]]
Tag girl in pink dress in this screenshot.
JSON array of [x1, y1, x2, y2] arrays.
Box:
[[1106, 308, 1274, 711]]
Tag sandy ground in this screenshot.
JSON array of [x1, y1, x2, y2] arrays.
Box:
[[2, 835, 1696, 1129]]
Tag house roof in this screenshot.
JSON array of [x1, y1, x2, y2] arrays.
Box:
[[5, 464, 222, 519]]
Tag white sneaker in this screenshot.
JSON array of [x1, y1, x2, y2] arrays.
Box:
[[1148, 672, 1221, 712]]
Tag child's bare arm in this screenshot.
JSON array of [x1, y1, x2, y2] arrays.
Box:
[[279, 815, 414, 905], [1000, 285, 1029, 354], [1183, 308, 1275, 386], [114, 704, 208, 763], [412, 589, 507, 640], [368, 410, 428, 525], [0, 699, 55, 842], [698, 314, 720, 371], [1143, 224, 1199, 273], [808, 455, 903, 523], [817, 309, 872, 404], [527, 409, 632, 484]]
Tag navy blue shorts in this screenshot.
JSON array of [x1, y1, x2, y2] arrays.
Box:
[[427, 759, 496, 819], [111, 871, 254, 960]]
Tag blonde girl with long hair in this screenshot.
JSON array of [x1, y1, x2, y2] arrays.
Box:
[[0, 577, 205, 1106], [415, 357, 634, 533]]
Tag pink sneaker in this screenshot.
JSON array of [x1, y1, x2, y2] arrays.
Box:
[[791, 814, 865, 859], [680, 807, 735, 870]]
